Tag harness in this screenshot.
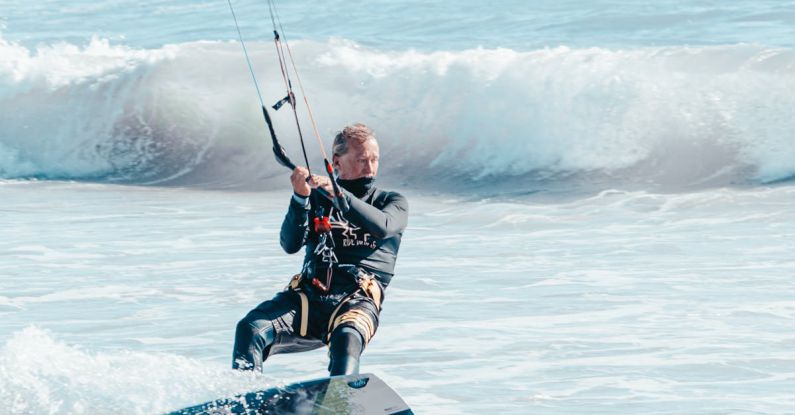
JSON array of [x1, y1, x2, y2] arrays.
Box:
[[283, 201, 338, 339], [308, 204, 337, 292], [286, 265, 384, 344], [288, 187, 385, 344], [325, 270, 383, 344]]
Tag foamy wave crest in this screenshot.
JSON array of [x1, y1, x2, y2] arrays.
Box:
[[0, 327, 271, 414], [2, 35, 794, 191], [0, 36, 265, 187]]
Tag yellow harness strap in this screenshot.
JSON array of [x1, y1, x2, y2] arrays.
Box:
[[288, 269, 385, 343], [325, 291, 358, 340], [332, 309, 376, 344], [325, 272, 384, 344], [359, 276, 383, 311], [287, 274, 309, 337]]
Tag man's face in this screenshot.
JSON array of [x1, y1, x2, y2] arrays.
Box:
[[333, 139, 380, 180]]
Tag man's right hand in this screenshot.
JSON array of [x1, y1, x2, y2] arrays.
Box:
[[291, 167, 311, 197]]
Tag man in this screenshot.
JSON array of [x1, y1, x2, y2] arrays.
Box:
[[233, 123, 409, 376]]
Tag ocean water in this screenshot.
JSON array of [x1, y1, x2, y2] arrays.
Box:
[[2, 1, 795, 414]]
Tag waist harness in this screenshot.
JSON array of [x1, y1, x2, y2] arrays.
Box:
[[285, 265, 384, 344]]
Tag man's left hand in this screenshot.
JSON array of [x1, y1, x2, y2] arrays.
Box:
[[308, 175, 334, 195]]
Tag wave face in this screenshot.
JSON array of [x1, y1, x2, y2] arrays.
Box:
[[1, 36, 795, 191]]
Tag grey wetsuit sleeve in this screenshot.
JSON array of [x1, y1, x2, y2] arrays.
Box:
[[280, 196, 310, 254], [342, 191, 409, 239]]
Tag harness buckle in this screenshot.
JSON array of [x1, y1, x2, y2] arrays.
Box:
[[310, 266, 333, 293], [311, 277, 329, 292], [313, 216, 332, 233]]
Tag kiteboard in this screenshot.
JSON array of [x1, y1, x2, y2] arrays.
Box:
[[167, 372, 413, 415]]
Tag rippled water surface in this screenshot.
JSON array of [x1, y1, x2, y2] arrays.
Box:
[[2, 181, 794, 413], [2, 0, 795, 413]]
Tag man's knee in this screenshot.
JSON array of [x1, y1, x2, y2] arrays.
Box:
[[236, 316, 276, 346], [332, 325, 364, 347], [233, 316, 276, 370]]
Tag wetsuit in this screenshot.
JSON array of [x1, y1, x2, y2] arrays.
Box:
[[232, 178, 408, 375]]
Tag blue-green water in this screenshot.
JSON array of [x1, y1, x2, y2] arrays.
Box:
[[2, 1, 795, 414]]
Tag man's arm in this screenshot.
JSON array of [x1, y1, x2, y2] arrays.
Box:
[[280, 193, 310, 254], [280, 167, 313, 254], [342, 191, 408, 240]]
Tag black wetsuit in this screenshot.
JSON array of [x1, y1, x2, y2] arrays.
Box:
[[233, 178, 408, 375]]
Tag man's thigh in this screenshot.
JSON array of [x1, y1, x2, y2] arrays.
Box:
[[245, 290, 325, 355], [328, 295, 381, 345]]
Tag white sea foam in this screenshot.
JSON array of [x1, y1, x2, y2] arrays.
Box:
[[1, 35, 794, 190], [0, 327, 275, 415], [3, 3, 795, 413], [1, 182, 794, 414]]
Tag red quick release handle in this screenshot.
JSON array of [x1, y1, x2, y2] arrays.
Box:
[[313, 216, 332, 233]]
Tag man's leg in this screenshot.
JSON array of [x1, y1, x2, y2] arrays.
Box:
[[326, 296, 380, 376], [232, 291, 297, 371], [328, 326, 364, 376]]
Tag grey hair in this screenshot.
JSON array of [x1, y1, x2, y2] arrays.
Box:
[[332, 123, 376, 157]]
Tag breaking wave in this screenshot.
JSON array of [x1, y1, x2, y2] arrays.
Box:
[[1, 35, 794, 192]]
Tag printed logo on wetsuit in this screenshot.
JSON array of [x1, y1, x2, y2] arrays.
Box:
[[330, 210, 378, 249]]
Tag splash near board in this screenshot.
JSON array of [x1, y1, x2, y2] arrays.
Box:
[[167, 373, 413, 415]]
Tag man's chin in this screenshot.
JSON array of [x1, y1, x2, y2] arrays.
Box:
[[341, 175, 376, 180]]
